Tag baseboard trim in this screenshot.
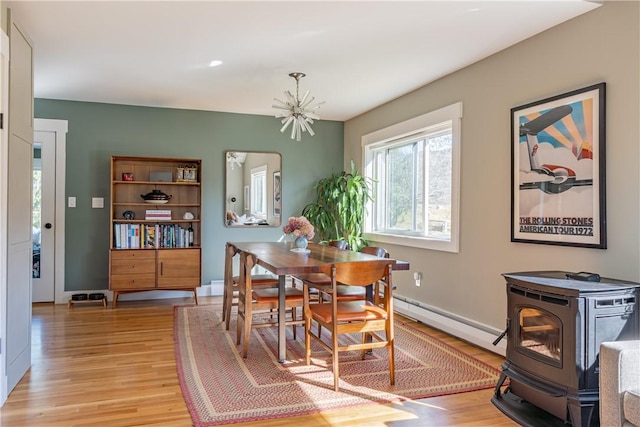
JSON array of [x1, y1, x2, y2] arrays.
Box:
[[394, 294, 506, 356]]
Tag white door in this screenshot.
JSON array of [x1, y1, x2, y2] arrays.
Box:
[[0, 25, 9, 407], [5, 10, 34, 396], [32, 131, 55, 302]]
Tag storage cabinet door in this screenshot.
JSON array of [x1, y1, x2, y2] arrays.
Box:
[[157, 249, 201, 288], [110, 250, 156, 289]]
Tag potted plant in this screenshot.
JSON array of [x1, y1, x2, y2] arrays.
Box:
[[302, 160, 373, 251]]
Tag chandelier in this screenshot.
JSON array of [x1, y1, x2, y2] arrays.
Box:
[[226, 152, 243, 170], [272, 72, 324, 142]]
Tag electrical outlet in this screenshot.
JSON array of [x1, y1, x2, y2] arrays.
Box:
[[414, 272, 422, 286], [91, 197, 104, 208]]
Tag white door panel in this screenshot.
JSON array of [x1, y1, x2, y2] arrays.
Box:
[[8, 133, 32, 244], [7, 244, 31, 367], [5, 9, 34, 396]]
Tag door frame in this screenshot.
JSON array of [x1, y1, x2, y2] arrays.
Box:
[[34, 118, 67, 304]]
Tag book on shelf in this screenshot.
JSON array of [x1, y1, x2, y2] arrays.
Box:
[[145, 209, 171, 220], [145, 225, 156, 248], [114, 224, 121, 249]]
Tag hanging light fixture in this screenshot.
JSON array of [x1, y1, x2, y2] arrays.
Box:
[[226, 152, 243, 170], [272, 72, 325, 142]]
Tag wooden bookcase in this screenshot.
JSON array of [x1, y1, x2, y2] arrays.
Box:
[[109, 156, 202, 307]]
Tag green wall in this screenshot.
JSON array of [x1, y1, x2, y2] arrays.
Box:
[[35, 99, 344, 292]]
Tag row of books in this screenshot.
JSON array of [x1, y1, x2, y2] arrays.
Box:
[[113, 223, 192, 249]]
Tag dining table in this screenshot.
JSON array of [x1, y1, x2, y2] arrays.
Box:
[[228, 241, 409, 362]]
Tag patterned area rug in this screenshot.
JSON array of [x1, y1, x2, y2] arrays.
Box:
[[174, 304, 501, 426]]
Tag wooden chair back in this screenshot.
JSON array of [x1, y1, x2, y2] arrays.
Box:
[[360, 246, 395, 309], [320, 259, 391, 287], [328, 240, 349, 250], [223, 243, 241, 328], [361, 246, 388, 258]]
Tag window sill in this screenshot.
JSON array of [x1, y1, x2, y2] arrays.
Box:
[[364, 232, 459, 253]]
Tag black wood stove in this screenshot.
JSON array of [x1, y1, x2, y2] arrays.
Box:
[[492, 271, 640, 426]]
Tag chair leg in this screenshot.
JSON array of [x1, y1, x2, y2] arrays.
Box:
[[242, 303, 252, 358], [222, 288, 227, 322], [291, 306, 297, 340], [224, 288, 235, 330], [236, 307, 243, 345], [332, 330, 340, 392], [389, 343, 395, 385], [305, 316, 312, 365], [387, 320, 395, 385]]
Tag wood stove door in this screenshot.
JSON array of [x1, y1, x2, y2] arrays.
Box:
[[517, 307, 562, 368]]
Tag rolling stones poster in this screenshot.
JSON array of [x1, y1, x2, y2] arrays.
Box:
[[511, 83, 606, 248]]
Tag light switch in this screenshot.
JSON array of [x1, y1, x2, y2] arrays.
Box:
[[91, 197, 104, 208], [68, 196, 76, 208]]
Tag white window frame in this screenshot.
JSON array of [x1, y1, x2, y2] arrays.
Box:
[[250, 165, 267, 218], [362, 102, 462, 252]]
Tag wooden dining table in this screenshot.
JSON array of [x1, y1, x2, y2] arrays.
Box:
[[228, 241, 409, 362]]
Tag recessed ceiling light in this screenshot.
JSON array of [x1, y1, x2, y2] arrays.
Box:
[[209, 60, 223, 67]]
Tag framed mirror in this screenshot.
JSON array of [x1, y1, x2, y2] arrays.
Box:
[[225, 151, 282, 227]]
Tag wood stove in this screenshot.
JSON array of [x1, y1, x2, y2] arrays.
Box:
[[492, 271, 639, 427]]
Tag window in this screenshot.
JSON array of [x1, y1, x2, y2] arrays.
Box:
[[362, 102, 462, 252], [250, 165, 267, 218]]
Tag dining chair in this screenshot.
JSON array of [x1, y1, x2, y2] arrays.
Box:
[[223, 243, 278, 330], [302, 259, 395, 391], [360, 246, 396, 309], [328, 239, 349, 250], [294, 239, 368, 303], [317, 245, 390, 303], [290, 240, 348, 302], [236, 250, 305, 358]]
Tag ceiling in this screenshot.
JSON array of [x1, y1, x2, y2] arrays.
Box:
[[6, 1, 599, 122]]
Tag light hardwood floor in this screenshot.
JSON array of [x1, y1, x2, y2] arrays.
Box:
[[0, 297, 517, 426]]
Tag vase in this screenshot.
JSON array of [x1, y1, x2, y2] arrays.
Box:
[[295, 236, 308, 250]]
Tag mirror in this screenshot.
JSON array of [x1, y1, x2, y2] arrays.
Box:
[[225, 151, 282, 227]]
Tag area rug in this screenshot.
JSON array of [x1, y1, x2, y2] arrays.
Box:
[[174, 304, 501, 426]]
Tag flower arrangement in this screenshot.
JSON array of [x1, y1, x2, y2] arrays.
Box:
[[282, 216, 315, 240]]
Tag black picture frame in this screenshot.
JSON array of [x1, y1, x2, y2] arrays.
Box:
[[511, 83, 606, 248], [273, 171, 281, 217]]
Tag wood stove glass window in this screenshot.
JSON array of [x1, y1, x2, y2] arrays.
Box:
[[517, 307, 562, 367]]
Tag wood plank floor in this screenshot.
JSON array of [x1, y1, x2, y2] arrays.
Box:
[[0, 296, 517, 426]]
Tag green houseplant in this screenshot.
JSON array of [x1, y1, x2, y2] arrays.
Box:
[[302, 161, 373, 251]]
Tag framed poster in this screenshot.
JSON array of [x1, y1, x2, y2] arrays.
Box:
[[511, 83, 606, 248], [273, 171, 281, 217]]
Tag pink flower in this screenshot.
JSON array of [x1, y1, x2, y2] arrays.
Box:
[[282, 216, 315, 240]]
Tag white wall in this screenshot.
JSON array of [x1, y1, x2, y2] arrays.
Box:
[[344, 2, 640, 332]]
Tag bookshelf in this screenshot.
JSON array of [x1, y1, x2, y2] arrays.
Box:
[[109, 156, 202, 307]]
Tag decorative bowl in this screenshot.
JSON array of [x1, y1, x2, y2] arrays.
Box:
[[141, 189, 172, 203]]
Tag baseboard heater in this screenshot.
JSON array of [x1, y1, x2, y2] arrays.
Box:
[[393, 294, 506, 356]]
